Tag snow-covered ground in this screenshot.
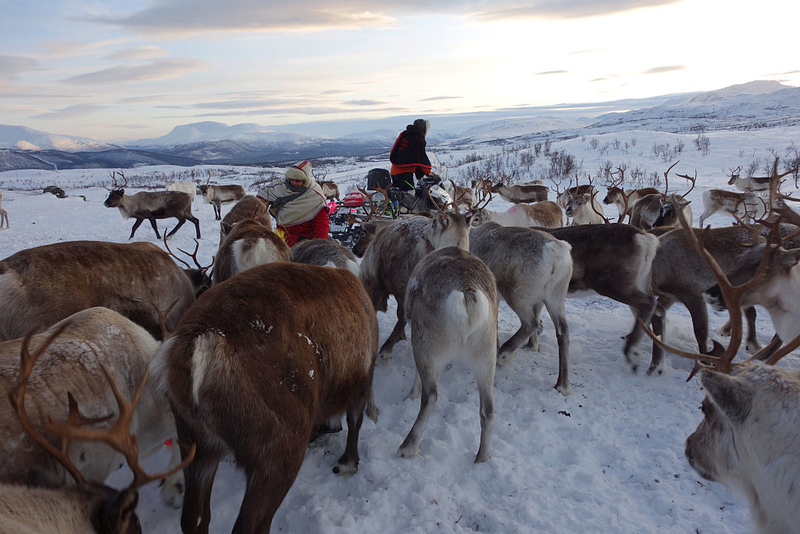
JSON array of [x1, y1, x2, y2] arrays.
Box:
[[1, 126, 798, 533]]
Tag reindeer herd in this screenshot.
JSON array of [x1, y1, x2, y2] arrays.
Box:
[[1, 159, 800, 533]]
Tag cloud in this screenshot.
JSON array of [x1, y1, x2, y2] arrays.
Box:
[[32, 103, 106, 120], [535, 70, 568, 75], [87, 0, 685, 35], [344, 99, 388, 106], [63, 58, 208, 84], [183, 104, 409, 117], [471, 0, 681, 21], [643, 65, 686, 74], [105, 46, 170, 61], [0, 55, 40, 79], [419, 96, 463, 102]]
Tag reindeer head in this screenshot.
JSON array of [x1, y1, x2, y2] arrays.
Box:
[[104, 171, 128, 208], [8, 323, 195, 534]]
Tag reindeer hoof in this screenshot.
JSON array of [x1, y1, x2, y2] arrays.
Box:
[[497, 351, 516, 366], [745, 340, 763, 354], [333, 460, 358, 476], [159, 476, 185, 509], [397, 445, 420, 459]]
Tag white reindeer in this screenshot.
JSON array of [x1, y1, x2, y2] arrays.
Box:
[[686, 363, 800, 534], [469, 201, 563, 228], [0, 307, 186, 509], [398, 246, 499, 463], [166, 179, 200, 211], [0, 190, 8, 229], [697, 189, 766, 227], [470, 222, 573, 393]]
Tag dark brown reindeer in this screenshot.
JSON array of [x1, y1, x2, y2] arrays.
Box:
[[543, 224, 660, 371], [0, 319, 194, 534], [0, 240, 196, 342], [360, 211, 474, 361], [104, 171, 201, 239], [152, 262, 379, 533]]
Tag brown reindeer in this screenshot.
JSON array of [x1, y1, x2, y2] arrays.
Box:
[[317, 181, 341, 201], [491, 180, 549, 204], [646, 226, 765, 375], [0, 240, 196, 342], [220, 195, 272, 239], [104, 171, 201, 239], [198, 183, 246, 220], [0, 317, 194, 533], [152, 262, 378, 533], [360, 212, 474, 361], [291, 238, 360, 279], [212, 219, 290, 285], [602, 187, 660, 222], [0, 307, 187, 509], [544, 224, 660, 371]]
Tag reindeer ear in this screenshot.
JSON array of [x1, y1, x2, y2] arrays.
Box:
[[438, 214, 449, 226], [701, 370, 753, 423]]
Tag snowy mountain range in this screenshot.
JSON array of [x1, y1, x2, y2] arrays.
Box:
[[1, 80, 797, 171]]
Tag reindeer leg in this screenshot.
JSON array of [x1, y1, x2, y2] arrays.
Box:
[[176, 415, 221, 534], [398, 345, 444, 459], [619, 292, 657, 373], [682, 295, 710, 355], [146, 217, 162, 239], [743, 306, 762, 353], [166, 219, 187, 238], [333, 386, 368, 475], [498, 295, 537, 365], [377, 298, 406, 362], [647, 297, 673, 375], [471, 337, 496, 463], [189, 215, 202, 239], [523, 302, 544, 351], [130, 218, 145, 239], [545, 300, 571, 395]]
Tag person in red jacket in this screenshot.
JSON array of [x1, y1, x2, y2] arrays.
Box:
[[256, 160, 329, 246], [390, 119, 432, 191]]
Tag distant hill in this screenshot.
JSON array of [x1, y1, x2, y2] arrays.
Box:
[[0, 124, 115, 152], [0, 147, 201, 171], [2, 80, 798, 172]]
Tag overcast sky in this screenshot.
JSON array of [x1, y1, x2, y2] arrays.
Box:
[[1, 0, 798, 142]]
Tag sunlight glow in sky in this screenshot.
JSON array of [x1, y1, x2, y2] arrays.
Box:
[[1, 0, 798, 141]]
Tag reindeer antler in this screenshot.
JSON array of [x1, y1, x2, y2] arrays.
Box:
[[675, 169, 697, 198], [356, 186, 389, 221], [163, 235, 215, 274], [662, 161, 679, 196], [638, 199, 772, 379]]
